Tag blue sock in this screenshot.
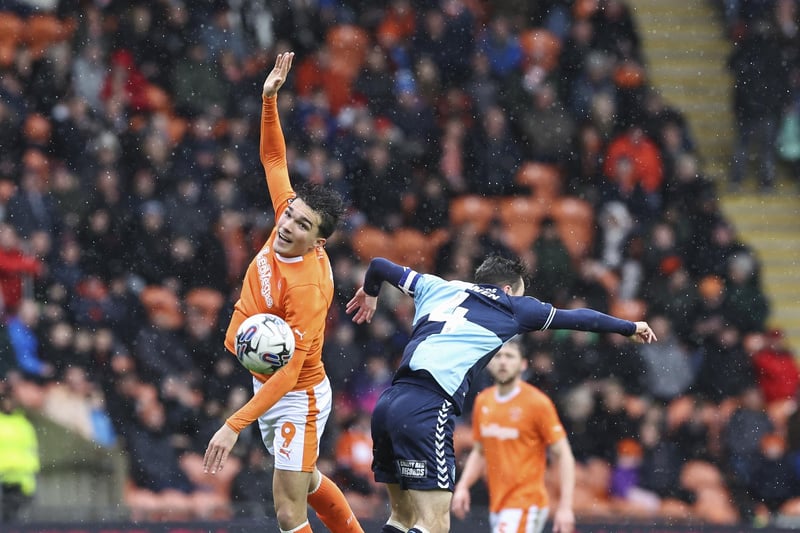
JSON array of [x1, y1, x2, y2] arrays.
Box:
[[381, 525, 405, 533]]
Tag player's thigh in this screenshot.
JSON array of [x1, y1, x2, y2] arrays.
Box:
[[385, 483, 416, 526], [273, 468, 315, 507], [490, 507, 549, 533], [256, 376, 332, 472]]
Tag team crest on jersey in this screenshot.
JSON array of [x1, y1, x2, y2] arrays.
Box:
[[509, 406, 523, 421]]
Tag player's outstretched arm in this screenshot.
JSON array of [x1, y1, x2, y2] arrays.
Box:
[[263, 51, 294, 98]]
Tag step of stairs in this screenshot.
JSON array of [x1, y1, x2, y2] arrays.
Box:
[[630, 0, 734, 180], [630, 0, 800, 354], [721, 195, 800, 354]]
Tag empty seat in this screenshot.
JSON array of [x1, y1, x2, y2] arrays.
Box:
[[497, 196, 549, 254], [550, 197, 594, 259], [449, 195, 498, 236], [0, 12, 23, 66], [351, 225, 394, 264], [393, 227, 448, 272], [515, 161, 562, 200]]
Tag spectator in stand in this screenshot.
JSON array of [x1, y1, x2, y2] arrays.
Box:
[[530, 217, 577, 306], [749, 330, 800, 405], [638, 315, 695, 403], [694, 325, 754, 404], [602, 123, 664, 213], [6, 298, 54, 383], [516, 82, 577, 165], [0, 379, 40, 523], [723, 251, 770, 334], [748, 433, 798, 518], [6, 154, 60, 240], [0, 223, 42, 316], [728, 19, 789, 191], [466, 104, 523, 196], [722, 386, 774, 490]]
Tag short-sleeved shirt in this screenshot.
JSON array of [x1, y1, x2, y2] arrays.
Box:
[[472, 382, 566, 512]]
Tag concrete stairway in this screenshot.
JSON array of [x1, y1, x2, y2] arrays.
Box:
[[720, 195, 800, 353], [629, 0, 800, 353], [629, 0, 734, 180]]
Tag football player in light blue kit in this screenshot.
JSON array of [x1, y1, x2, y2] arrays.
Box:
[[346, 254, 656, 533]]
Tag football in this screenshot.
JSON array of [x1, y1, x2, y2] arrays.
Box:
[[234, 313, 296, 374]]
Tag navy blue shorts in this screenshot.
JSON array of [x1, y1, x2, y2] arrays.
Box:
[[371, 383, 456, 491]]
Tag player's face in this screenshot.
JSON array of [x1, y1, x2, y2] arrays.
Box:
[[487, 343, 526, 385], [274, 199, 325, 257]]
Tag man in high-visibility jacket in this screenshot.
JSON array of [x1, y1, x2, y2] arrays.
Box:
[[0, 380, 39, 522]]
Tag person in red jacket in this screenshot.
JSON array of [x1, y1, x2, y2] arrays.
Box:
[[750, 329, 800, 404], [0, 223, 42, 316], [603, 124, 663, 195]]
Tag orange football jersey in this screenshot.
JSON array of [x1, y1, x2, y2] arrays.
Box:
[[471, 382, 566, 512], [224, 96, 332, 433]]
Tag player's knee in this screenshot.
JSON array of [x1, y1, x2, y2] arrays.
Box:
[[275, 501, 308, 530]]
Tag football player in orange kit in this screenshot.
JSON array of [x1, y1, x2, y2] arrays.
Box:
[[203, 52, 362, 533], [452, 338, 576, 533]]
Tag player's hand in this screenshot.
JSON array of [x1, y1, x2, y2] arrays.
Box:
[[630, 321, 657, 344], [450, 485, 471, 519], [263, 51, 294, 98], [203, 424, 239, 475], [346, 287, 377, 324], [552, 506, 575, 533]]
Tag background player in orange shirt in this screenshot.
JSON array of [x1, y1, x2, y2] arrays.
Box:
[[203, 52, 362, 533], [452, 338, 576, 533]]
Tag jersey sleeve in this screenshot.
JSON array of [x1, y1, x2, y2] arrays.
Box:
[[535, 393, 567, 446], [261, 95, 295, 216], [363, 257, 424, 296]]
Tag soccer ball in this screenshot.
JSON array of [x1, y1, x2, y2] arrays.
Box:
[[235, 313, 296, 374]]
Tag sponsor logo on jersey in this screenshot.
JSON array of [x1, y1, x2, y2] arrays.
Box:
[[480, 423, 520, 440], [397, 459, 427, 478], [256, 248, 274, 308]]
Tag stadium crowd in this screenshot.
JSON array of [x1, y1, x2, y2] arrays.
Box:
[[1, 0, 800, 527]]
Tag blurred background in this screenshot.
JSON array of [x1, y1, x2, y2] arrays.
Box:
[[1, 0, 800, 530]]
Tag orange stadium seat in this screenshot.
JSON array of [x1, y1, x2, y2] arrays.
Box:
[[23, 14, 72, 58], [519, 28, 561, 73], [550, 197, 594, 260], [449, 195, 498, 236], [393, 227, 448, 272], [0, 12, 23, 66], [497, 196, 549, 254], [609, 298, 647, 322], [515, 161, 562, 200], [326, 24, 369, 81], [351, 225, 396, 264]]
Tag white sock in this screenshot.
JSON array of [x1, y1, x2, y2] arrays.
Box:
[[280, 521, 310, 533]]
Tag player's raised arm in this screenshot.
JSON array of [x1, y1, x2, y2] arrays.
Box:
[[260, 52, 295, 213], [347, 258, 420, 324]]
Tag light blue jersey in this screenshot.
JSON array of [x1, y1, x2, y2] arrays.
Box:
[[362, 258, 636, 414], [389, 268, 556, 414]]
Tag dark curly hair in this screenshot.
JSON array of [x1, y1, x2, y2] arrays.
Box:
[[473, 254, 529, 292], [294, 182, 346, 238]]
